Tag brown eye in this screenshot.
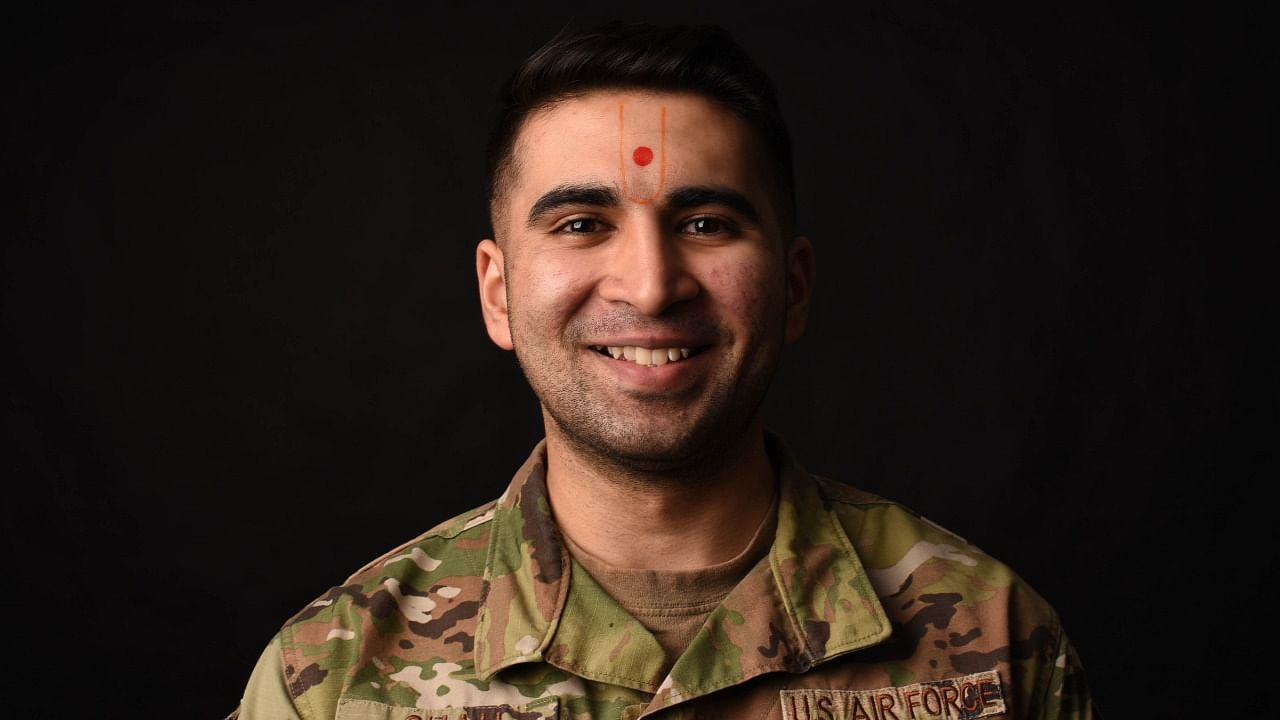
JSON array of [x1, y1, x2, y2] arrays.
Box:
[[562, 218, 601, 233], [683, 217, 728, 235]]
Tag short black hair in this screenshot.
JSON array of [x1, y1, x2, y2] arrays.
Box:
[[486, 21, 796, 237]]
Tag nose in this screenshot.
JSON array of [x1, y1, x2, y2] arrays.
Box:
[[597, 217, 699, 316]]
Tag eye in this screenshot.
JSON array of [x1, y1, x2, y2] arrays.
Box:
[[680, 216, 736, 236], [557, 217, 604, 234]]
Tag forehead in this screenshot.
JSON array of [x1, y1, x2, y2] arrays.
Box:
[[504, 90, 772, 218]]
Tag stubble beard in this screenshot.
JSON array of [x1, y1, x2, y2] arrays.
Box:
[[540, 358, 771, 480], [511, 310, 784, 482]]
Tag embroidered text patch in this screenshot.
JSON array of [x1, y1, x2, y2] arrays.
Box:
[[780, 670, 1006, 720]]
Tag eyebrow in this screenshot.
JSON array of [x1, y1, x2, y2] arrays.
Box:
[[524, 183, 762, 228], [527, 184, 620, 227], [665, 185, 760, 224]]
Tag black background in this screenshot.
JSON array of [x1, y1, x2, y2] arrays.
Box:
[[3, 2, 1273, 717]]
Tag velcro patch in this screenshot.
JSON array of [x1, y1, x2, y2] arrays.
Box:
[[780, 670, 1005, 720]]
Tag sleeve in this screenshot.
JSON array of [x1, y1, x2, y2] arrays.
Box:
[[1036, 630, 1096, 720], [232, 634, 305, 720]]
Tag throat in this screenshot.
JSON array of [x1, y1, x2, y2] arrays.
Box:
[[542, 416, 778, 570]]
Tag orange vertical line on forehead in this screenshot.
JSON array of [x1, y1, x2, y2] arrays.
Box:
[[618, 102, 627, 197], [660, 106, 667, 187], [648, 105, 666, 206]]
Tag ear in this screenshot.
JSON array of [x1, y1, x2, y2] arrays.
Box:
[[783, 235, 815, 345], [476, 239, 514, 350]]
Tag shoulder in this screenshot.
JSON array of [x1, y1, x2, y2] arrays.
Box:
[[812, 475, 1082, 717], [814, 474, 1053, 624], [811, 474, 1017, 594], [274, 499, 499, 719]]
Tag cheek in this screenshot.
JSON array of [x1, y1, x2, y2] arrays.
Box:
[[510, 254, 596, 324], [703, 254, 783, 329]]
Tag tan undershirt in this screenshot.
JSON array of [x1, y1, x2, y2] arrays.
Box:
[[561, 491, 778, 675]]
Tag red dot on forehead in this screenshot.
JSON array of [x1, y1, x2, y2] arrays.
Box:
[[632, 146, 654, 166]]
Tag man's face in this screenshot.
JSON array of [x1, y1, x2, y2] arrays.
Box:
[[477, 91, 813, 471]]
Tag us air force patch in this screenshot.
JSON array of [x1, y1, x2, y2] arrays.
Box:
[[779, 670, 1006, 720]]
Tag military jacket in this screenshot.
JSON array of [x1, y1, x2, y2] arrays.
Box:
[[235, 438, 1092, 719]]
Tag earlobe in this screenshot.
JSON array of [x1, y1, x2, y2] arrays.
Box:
[[783, 236, 815, 345], [476, 239, 514, 350]]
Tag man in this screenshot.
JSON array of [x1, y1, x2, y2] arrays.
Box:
[[233, 22, 1093, 720]]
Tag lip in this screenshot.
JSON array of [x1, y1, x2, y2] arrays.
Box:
[[584, 343, 712, 394], [582, 334, 715, 349]]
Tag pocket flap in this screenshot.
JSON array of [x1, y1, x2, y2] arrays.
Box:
[[337, 697, 559, 720]]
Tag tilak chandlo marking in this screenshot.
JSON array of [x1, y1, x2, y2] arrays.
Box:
[[618, 102, 666, 204]]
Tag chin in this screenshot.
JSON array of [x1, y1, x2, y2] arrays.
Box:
[[553, 410, 755, 477]]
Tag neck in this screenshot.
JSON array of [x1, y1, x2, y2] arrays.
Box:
[[542, 418, 777, 571]]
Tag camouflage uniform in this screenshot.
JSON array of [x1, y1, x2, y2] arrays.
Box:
[[233, 436, 1092, 719]]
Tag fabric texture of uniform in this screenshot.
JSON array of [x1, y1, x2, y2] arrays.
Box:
[[232, 436, 1092, 719], [562, 486, 777, 672]]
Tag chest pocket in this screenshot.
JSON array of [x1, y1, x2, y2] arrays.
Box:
[[336, 697, 559, 720]]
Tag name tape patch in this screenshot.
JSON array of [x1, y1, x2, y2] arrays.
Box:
[[780, 670, 1006, 720]]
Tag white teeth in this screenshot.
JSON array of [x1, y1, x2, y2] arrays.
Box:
[[598, 345, 698, 367]]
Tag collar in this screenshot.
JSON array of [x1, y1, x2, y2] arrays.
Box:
[[472, 435, 890, 709]]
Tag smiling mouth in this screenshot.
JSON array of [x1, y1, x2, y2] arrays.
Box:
[[590, 345, 705, 367]]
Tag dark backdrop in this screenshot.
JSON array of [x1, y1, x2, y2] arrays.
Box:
[[3, 2, 1272, 717]]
